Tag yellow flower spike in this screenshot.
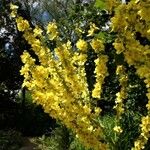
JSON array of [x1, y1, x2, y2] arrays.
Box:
[[92, 55, 108, 99], [92, 83, 101, 99]]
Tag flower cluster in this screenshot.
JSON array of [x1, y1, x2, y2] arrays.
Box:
[[114, 65, 128, 119], [92, 55, 108, 99], [90, 37, 108, 99], [113, 65, 128, 134]]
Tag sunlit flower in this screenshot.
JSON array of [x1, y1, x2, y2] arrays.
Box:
[[90, 39, 104, 53], [87, 23, 99, 37], [16, 17, 30, 31], [76, 39, 88, 52], [46, 22, 58, 40], [113, 126, 123, 133]]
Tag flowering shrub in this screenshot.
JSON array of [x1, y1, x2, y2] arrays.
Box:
[[10, 0, 150, 149], [111, 0, 150, 149]]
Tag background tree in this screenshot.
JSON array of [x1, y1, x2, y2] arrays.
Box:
[[0, 0, 55, 137]]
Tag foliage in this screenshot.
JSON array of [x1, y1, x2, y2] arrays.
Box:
[[0, 90, 55, 136], [33, 125, 71, 150], [94, 0, 106, 9], [0, 130, 23, 150]]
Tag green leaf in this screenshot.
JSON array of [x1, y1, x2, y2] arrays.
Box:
[[94, 0, 106, 9]]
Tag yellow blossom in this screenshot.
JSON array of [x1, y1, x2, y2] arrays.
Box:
[[46, 22, 58, 40], [76, 39, 88, 52], [16, 17, 30, 32], [113, 126, 123, 133], [10, 3, 19, 10], [92, 55, 108, 99], [113, 42, 125, 54], [87, 23, 99, 37], [95, 107, 102, 115], [33, 26, 43, 37], [90, 39, 104, 53], [10, 3, 18, 17]]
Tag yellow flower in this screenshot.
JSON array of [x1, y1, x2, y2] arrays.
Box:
[[21, 51, 31, 63], [146, 97, 150, 110], [10, 3, 18, 10], [16, 17, 30, 32], [95, 107, 102, 115], [76, 39, 88, 52], [87, 126, 94, 132], [113, 42, 125, 54], [90, 39, 104, 53], [133, 140, 145, 150], [116, 92, 122, 103], [10, 3, 19, 18], [20, 64, 29, 75], [75, 27, 85, 33], [92, 83, 101, 99], [10, 11, 17, 18], [33, 26, 43, 37], [46, 22, 58, 40], [87, 23, 99, 37], [83, 105, 91, 114], [116, 65, 125, 75], [113, 126, 123, 133]]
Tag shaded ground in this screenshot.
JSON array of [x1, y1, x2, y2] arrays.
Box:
[[19, 137, 39, 150]]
